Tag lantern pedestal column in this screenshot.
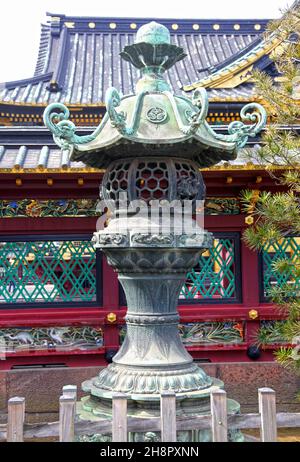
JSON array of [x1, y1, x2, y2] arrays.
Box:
[[83, 240, 214, 395], [77, 227, 243, 442]]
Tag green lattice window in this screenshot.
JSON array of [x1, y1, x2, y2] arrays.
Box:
[[261, 237, 300, 300], [180, 234, 241, 302], [0, 236, 99, 306]]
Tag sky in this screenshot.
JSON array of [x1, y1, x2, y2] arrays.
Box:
[[0, 0, 294, 82]]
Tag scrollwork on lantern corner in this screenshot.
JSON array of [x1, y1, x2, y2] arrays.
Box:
[[105, 87, 129, 135], [186, 87, 209, 134], [207, 102, 267, 148], [105, 87, 148, 136], [228, 102, 267, 148], [163, 87, 208, 136], [43, 103, 97, 151]]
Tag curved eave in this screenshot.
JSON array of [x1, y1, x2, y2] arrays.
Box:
[[0, 137, 294, 173], [183, 31, 286, 92], [208, 96, 262, 103], [3, 73, 53, 91], [73, 127, 238, 155]]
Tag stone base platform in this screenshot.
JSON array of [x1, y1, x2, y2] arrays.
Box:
[[1, 362, 299, 423]]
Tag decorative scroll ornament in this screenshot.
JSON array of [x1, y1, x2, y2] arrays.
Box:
[[227, 103, 267, 147], [105, 87, 148, 136], [163, 87, 208, 135], [163, 86, 266, 145], [105, 87, 130, 135], [43, 103, 100, 151], [206, 102, 267, 148], [186, 87, 209, 134]]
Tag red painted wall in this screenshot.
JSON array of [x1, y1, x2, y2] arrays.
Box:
[[0, 171, 285, 369]]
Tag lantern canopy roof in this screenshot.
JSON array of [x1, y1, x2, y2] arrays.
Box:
[[44, 21, 267, 169]]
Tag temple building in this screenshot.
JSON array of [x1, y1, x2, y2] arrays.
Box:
[[0, 13, 295, 369]]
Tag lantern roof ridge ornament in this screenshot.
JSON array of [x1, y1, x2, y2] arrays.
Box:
[[119, 20, 186, 77], [43, 21, 267, 169], [136, 21, 171, 45]]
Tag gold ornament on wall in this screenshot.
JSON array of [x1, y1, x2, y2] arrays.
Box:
[[245, 215, 254, 225], [107, 312, 117, 323], [249, 309, 259, 320]]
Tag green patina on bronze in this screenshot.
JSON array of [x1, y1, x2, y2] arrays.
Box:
[[44, 21, 267, 442], [44, 21, 267, 168]]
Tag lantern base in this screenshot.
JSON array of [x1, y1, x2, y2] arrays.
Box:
[[77, 377, 244, 442], [82, 362, 213, 396]]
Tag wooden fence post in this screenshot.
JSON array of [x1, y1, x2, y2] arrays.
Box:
[[112, 393, 128, 442], [160, 391, 176, 442], [59, 395, 76, 442], [258, 388, 277, 442], [63, 385, 77, 400], [211, 389, 228, 442], [7, 397, 25, 442]]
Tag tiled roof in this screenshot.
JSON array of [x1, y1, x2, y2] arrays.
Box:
[[0, 145, 87, 170], [0, 14, 268, 105], [0, 126, 266, 172], [0, 143, 282, 172], [207, 83, 256, 101], [183, 30, 282, 92]]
